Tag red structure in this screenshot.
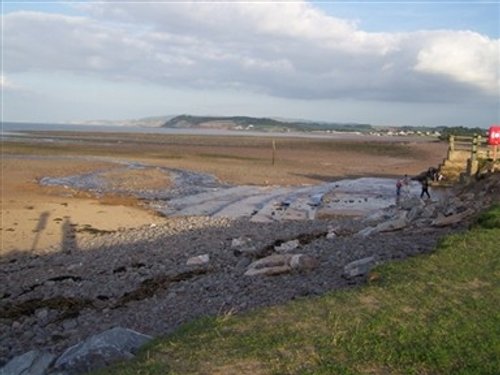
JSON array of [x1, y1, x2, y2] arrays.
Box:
[[488, 125, 500, 145]]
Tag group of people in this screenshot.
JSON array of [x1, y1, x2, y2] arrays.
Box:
[[396, 173, 431, 199]]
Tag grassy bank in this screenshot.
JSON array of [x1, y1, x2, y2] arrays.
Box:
[[98, 205, 500, 375]]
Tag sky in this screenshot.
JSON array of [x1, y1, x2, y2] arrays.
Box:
[[1, 1, 499, 127]]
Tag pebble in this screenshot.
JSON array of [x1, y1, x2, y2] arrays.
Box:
[[2, 174, 498, 367]]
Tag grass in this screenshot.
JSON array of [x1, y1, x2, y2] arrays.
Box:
[[96, 205, 500, 375]]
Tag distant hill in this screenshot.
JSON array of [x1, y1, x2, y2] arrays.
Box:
[[73, 115, 176, 127], [162, 115, 374, 133]]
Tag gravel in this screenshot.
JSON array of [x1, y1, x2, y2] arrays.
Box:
[[0, 214, 456, 365]]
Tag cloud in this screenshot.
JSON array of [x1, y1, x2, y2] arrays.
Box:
[[414, 31, 499, 95], [3, 2, 499, 106]]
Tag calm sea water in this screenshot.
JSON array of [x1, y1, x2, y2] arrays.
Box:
[[1, 121, 212, 134], [0, 121, 317, 137], [0, 121, 396, 141]]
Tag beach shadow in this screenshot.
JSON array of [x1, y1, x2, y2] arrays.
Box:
[[61, 216, 78, 253], [31, 211, 50, 251]]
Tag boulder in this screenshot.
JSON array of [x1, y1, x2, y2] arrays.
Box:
[[431, 208, 475, 227], [289, 254, 319, 271], [244, 264, 291, 276], [186, 254, 210, 266], [0, 350, 55, 375], [274, 240, 300, 253], [53, 327, 152, 374], [374, 211, 408, 232], [362, 209, 394, 224], [355, 226, 377, 237], [343, 256, 375, 279], [407, 205, 424, 221], [399, 197, 424, 211], [326, 231, 336, 240], [244, 254, 318, 276], [231, 236, 258, 257], [231, 236, 253, 249], [357, 211, 408, 236]]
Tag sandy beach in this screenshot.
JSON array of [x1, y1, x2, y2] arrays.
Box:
[[1, 131, 447, 255], [1, 156, 166, 255]]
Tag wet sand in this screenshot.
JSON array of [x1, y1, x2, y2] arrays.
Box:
[[1, 156, 166, 255], [1, 132, 448, 254]]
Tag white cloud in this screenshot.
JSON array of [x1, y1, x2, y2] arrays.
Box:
[[415, 31, 500, 95], [2, 2, 499, 115]]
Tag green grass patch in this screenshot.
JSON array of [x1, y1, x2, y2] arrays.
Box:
[[96, 205, 500, 375], [475, 204, 500, 229]]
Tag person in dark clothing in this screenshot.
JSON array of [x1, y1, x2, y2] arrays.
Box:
[[396, 179, 402, 197], [420, 178, 430, 199]]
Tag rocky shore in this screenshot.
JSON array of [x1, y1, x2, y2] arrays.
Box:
[[1, 173, 498, 374]]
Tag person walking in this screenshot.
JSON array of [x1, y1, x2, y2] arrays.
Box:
[[402, 174, 410, 197], [396, 179, 402, 197], [420, 177, 430, 199]]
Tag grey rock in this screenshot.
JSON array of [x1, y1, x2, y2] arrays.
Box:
[[235, 257, 252, 269], [421, 204, 438, 219], [343, 256, 375, 279], [399, 197, 423, 211], [362, 209, 393, 224], [231, 236, 258, 257], [274, 239, 300, 253], [431, 208, 475, 227], [35, 309, 49, 321], [231, 236, 253, 249], [245, 254, 292, 276], [186, 254, 210, 266], [289, 254, 319, 271], [0, 350, 55, 375], [407, 206, 424, 221], [244, 253, 318, 276], [374, 212, 408, 232], [53, 327, 152, 374], [356, 226, 377, 237]]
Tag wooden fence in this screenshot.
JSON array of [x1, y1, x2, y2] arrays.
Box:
[[447, 135, 499, 176]]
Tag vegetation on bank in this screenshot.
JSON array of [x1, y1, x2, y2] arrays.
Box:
[[97, 205, 500, 375], [162, 115, 374, 133], [162, 115, 488, 138]]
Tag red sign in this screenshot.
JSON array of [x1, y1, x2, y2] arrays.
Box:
[[488, 125, 500, 146]]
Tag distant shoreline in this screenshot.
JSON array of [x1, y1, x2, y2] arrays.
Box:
[[1, 121, 436, 143]]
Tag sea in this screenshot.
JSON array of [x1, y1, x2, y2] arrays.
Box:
[[0, 121, 399, 141], [1, 121, 319, 138]]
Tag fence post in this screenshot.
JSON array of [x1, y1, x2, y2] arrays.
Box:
[[272, 139, 276, 166], [468, 134, 478, 175], [447, 135, 455, 160]]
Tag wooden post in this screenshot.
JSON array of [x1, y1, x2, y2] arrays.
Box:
[[447, 135, 455, 160], [471, 135, 478, 163], [477, 135, 483, 158], [468, 135, 478, 176], [494, 145, 498, 172], [272, 139, 276, 166]]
